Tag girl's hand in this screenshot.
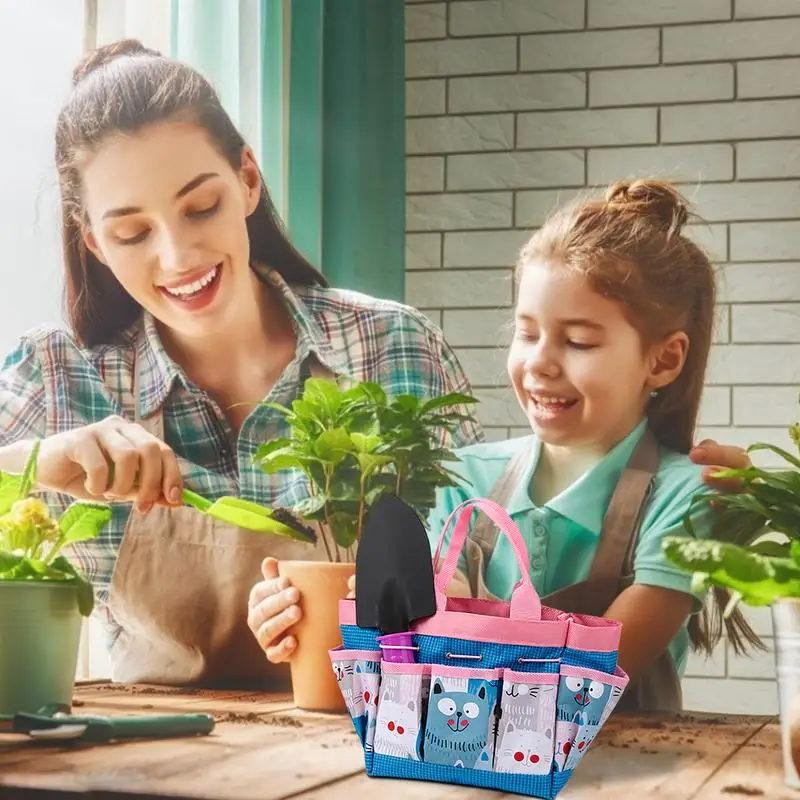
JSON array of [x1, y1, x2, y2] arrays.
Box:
[[690, 438, 751, 492], [248, 557, 301, 663], [33, 416, 183, 512]]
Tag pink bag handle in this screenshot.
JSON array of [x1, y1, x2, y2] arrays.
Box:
[[432, 497, 542, 621]]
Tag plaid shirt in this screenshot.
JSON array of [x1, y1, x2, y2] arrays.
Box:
[[0, 270, 483, 622]]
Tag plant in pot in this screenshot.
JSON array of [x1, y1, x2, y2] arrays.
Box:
[[254, 377, 477, 712], [662, 397, 800, 788], [0, 441, 112, 716]]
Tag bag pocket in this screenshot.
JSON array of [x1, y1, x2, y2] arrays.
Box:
[[554, 664, 629, 772], [422, 665, 501, 771], [329, 648, 382, 750], [494, 670, 557, 776], [373, 662, 429, 761]]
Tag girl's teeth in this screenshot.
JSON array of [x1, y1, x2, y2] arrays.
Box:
[[534, 396, 573, 405], [165, 267, 217, 297]]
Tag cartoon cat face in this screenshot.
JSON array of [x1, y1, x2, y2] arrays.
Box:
[[375, 696, 419, 753], [496, 722, 553, 775], [427, 678, 491, 734], [556, 676, 609, 724]]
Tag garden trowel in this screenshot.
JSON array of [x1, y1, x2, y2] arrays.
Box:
[[355, 493, 437, 635]]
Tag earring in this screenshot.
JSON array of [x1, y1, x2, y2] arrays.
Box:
[[649, 390, 658, 398]]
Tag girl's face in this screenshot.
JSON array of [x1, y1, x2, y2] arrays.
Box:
[[508, 260, 687, 452], [80, 120, 262, 339]]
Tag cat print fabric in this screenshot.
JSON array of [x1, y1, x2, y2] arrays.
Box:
[[495, 675, 556, 775], [332, 652, 381, 750], [423, 673, 500, 770], [554, 671, 612, 772], [373, 671, 428, 760]]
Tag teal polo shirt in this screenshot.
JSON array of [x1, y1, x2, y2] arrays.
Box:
[[425, 419, 712, 678]]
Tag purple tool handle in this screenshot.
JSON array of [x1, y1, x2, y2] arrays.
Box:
[[377, 632, 416, 663]]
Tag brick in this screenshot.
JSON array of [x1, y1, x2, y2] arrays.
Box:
[[590, 0, 731, 28], [735, 0, 800, 18], [738, 140, 800, 180], [718, 263, 800, 303], [696, 427, 798, 468], [714, 304, 731, 344], [664, 19, 800, 63], [741, 605, 775, 637], [739, 58, 800, 100], [515, 188, 587, 228], [405, 2, 446, 40], [698, 386, 731, 427], [406, 269, 513, 309], [685, 224, 728, 263], [407, 192, 513, 231], [406, 37, 516, 78], [728, 638, 777, 680], [733, 303, 800, 343], [692, 181, 800, 222], [590, 64, 734, 108], [407, 115, 514, 155], [473, 387, 529, 427], [449, 73, 586, 114], [444, 230, 532, 268], [662, 99, 800, 143], [731, 221, 800, 260], [448, 150, 585, 191], [406, 233, 441, 270], [590, 144, 734, 185], [484, 427, 513, 443], [734, 386, 800, 426], [407, 156, 444, 193], [443, 308, 513, 347], [708, 344, 800, 384], [450, 0, 583, 36], [520, 29, 659, 72], [681, 678, 778, 715], [419, 308, 442, 328], [406, 79, 445, 116], [453, 348, 511, 387], [519, 108, 657, 149], [685, 641, 726, 678]]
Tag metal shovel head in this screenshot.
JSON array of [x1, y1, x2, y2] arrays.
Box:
[[355, 493, 436, 634]]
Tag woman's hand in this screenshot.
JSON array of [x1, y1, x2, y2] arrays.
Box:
[[248, 557, 301, 663], [31, 416, 182, 512], [690, 438, 751, 491]]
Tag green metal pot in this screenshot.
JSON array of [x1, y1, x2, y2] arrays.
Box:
[[0, 581, 82, 715]]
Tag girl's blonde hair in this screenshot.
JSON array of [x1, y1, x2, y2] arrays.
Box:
[[517, 178, 762, 657]]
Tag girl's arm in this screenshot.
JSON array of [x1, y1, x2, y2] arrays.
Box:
[[603, 584, 693, 682]]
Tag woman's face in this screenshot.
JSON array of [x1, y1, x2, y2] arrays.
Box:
[[81, 120, 261, 339]]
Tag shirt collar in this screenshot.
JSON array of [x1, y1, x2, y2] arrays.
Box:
[[504, 419, 650, 535], [134, 267, 354, 419]]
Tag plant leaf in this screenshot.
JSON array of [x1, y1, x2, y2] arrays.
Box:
[[18, 440, 40, 499], [291, 495, 327, 517], [0, 472, 23, 516], [58, 502, 113, 545], [747, 442, 800, 470], [48, 556, 95, 616], [420, 393, 479, 413], [327, 512, 358, 549]]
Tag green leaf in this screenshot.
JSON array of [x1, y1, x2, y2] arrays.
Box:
[[304, 378, 343, 418], [0, 550, 23, 576], [49, 556, 95, 616], [257, 449, 320, 474], [350, 432, 382, 453], [18, 440, 40, 499], [58, 502, 113, 545], [392, 395, 420, 412], [420, 393, 479, 413], [291, 495, 327, 518], [750, 539, 791, 559], [313, 428, 354, 463], [327, 512, 358, 549], [0, 472, 23, 516], [747, 442, 800, 470]]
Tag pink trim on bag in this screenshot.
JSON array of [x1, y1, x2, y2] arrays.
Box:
[[329, 646, 381, 661], [564, 614, 623, 653], [429, 664, 502, 681], [380, 661, 431, 676], [502, 669, 559, 684], [561, 663, 630, 688]]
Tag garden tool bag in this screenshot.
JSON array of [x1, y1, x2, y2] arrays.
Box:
[[329, 497, 629, 799]]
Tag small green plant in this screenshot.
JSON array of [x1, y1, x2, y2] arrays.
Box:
[[663, 397, 800, 613], [0, 441, 111, 616], [254, 378, 477, 563]]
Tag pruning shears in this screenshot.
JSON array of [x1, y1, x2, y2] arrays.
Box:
[[0, 704, 215, 743]]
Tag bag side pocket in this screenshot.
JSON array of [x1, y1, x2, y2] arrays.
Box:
[[330, 648, 381, 750], [422, 665, 501, 771], [373, 662, 429, 761], [494, 670, 557, 776]]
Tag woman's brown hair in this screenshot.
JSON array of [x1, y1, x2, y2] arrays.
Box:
[[517, 178, 763, 657], [55, 39, 327, 347]]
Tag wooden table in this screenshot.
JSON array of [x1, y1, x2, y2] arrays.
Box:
[[0, 683, 789, 799]]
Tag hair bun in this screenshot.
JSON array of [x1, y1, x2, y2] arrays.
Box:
[[605, 179, 690, 233], [72, 38, 161, 85]]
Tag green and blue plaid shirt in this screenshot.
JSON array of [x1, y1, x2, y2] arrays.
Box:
[[0, 270, 483, 623]]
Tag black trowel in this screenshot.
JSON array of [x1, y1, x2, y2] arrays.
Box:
[[355, 493, 437, 636]]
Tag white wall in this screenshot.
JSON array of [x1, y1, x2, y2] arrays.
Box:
[[0, 1, 85, 354]]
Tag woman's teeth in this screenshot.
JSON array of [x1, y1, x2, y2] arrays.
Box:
[[164, 266, 218, 297]]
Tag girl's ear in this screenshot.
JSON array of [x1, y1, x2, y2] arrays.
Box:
[[647, 331, 689, 391], [81, 223, 108, 266], [240, 147, 263, 216]]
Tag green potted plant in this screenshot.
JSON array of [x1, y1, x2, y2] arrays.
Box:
[[254, 377, 477, 711], [663, 395, 800, 788], [0, 441, 112, 715]]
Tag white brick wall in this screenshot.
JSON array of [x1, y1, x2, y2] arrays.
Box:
[[405, 0, 800, 716]]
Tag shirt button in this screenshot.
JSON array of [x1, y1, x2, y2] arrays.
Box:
[[534, 524, 547, 537], [532, 559, 544, 570]]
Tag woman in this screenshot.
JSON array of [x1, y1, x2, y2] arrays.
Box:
[[0, 40, 747, 688]]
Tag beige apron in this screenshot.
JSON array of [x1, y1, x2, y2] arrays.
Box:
[[106, 353, 333, 687], [463, 427, 683, 712]]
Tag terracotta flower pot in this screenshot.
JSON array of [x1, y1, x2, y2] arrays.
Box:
[[278, 560, 354, 713]]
